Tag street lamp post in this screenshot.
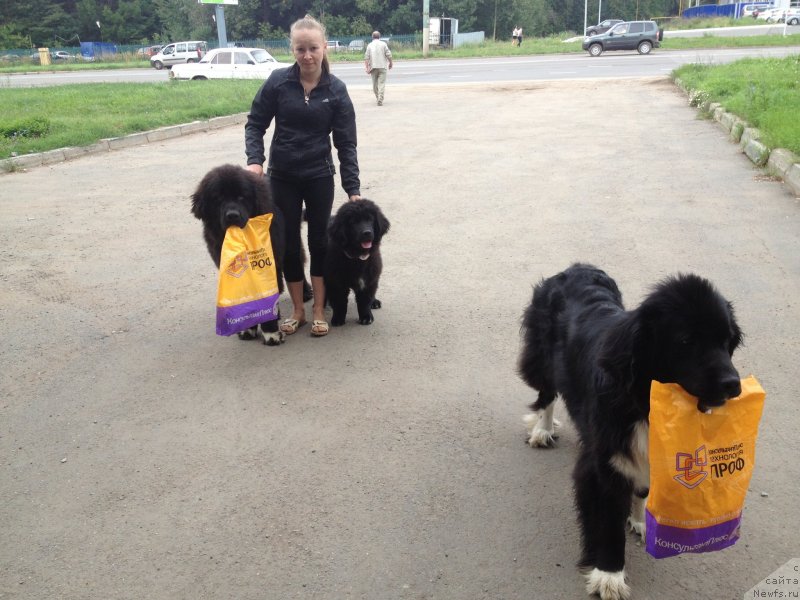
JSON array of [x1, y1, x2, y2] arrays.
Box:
[[583, 0, 588, 36], [96, 21, 102, 42]]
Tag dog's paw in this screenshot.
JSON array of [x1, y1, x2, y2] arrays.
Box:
[[371, 298, 382, 309], [238, 327, 259, 341], [331, 316, 346, 327], [585, 569, 630, 600], [261, 330, 285, 346], [526, 428, 557, 448], [522, 413, 559, 448], [358, 313, 374, 325], [627, 517, 646, 538]]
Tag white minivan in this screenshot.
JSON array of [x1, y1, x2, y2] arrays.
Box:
[[151, 41, 208, 70]]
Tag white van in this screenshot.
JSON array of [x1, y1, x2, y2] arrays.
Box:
[[743, 3, 773, 17], [151, 41, 208, 70]]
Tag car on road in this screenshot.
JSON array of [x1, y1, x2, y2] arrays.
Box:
[[150, 40, 208, 70], [583, 20, 662, 56], [169, 47, 281, 80], [776, 7, 800, 23], [585, 19, 624, 36], [757, 7, 781, 20], [744, 3, 773, 17], [30, 50, 75, 63], [136, 45, 162, 58], [348, 39, 365, 52]]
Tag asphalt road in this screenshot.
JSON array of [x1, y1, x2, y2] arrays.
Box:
[[5, 45, 800, 87], [1, 78, 799, 599]]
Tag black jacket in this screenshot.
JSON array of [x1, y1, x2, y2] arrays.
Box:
[[245, 64, 361, 197]]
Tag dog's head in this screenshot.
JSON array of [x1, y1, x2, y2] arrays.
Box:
[[639, 274, 743, 412], [191, 164, 270, 232], [328, 199, 390, 260]]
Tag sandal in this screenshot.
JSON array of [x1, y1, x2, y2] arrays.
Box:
[[279, 318, 306, 335], [310, 320, 329, 337]]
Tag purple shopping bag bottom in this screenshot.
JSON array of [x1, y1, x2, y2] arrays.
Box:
[[216, 293, 279, 336], [645, 509, 741, 558]]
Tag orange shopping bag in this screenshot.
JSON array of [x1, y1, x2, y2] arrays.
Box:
[[646, 377, 766, 558]]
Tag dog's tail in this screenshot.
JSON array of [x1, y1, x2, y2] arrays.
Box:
[[517, 281, 564, 403]]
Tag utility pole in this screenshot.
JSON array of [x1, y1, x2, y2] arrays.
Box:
[[493, 0, 498, 41], [423, 0, 430, 57]]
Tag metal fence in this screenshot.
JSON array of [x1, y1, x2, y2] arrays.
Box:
[[453, 31, 485, 48]]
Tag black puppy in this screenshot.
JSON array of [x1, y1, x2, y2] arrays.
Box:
[[518, 263, 743, 600], [324, 199, 390, 326], [191, 164, 286, 345]]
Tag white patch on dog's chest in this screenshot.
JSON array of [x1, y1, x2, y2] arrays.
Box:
[[609, 421, 650, 491], [357, 277, 365, 290]]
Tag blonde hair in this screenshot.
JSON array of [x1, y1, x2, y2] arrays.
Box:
[[290, 15, 330, 74]]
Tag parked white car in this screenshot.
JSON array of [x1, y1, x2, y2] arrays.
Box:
[[757, 7, 781, 20], [169, 47, 281, 80], [779, 7, 800, 24], [151, 41, 207, 70]]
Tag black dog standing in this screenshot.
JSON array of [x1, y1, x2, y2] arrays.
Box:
[[517, 263, 743, 600], [191, 164, 286, 345], [324, 199, 390, 326]]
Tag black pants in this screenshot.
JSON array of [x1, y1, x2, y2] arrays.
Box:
[[270, 175, 334, 281]]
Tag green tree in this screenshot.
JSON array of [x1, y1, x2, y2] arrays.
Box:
[[0, 24, 31, 49], [386, 2, 418, 34]]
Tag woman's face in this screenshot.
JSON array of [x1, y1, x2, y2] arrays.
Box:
[[292, 28, 326, 77]]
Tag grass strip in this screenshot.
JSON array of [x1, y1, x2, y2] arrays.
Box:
[[0, 80, 262, 158], [673, 54, 800, 154]]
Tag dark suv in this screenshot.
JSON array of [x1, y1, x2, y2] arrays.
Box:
[[585, 19, 623, 36], [582, 20, 662, 56]]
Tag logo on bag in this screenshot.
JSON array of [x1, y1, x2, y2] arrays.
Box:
[[248, 247, 273, 270], [674, 445, 708, 489], [225, 253, 249, 278]]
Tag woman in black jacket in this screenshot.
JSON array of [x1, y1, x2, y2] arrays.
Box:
[[245, 15, 361, 338]]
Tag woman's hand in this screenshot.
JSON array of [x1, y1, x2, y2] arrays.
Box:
[[349, 194, 362, 202], [246, 164, 264, 177]]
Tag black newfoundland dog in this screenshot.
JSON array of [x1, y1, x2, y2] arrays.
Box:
[[324, 199, 390, 327], [518, 263, 743, 600], [190, 164, 286, 345]]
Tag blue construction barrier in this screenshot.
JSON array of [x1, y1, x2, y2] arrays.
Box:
[[80, 41, 118, 60], [683, 2, 774, 19]]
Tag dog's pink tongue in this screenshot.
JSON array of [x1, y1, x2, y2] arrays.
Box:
[[361, 241, 373, 249]]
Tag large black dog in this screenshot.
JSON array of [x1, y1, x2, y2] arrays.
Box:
[[518, 263, 743, 600], [324, 199, 390, 327], [190, 164, 286, 345]]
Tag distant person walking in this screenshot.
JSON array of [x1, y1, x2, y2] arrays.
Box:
[[512, 26, 520, 46], [364, 31, 393, 106], [516, 26, 524, 46]]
